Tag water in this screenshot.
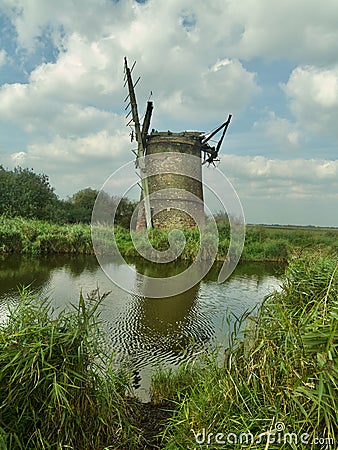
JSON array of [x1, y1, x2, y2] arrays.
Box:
[[0, 254, 283, 400]]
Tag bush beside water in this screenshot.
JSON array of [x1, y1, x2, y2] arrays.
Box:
[[0, 216, 93, 255]]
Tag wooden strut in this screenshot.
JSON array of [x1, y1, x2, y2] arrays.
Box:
[[201, 114, 232, 145], [202, 114, 232, 165], [124, 57, 153, 229]]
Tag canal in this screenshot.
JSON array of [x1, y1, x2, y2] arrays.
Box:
[[0, 254, 283, 400]]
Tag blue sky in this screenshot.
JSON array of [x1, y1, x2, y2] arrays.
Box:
[[0, 0, 337, 226]]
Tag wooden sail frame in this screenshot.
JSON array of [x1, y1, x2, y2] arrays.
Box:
[[124, 57, 153, 229]]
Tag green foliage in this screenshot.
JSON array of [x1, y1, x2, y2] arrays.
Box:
[[0, 217, 93, 255], [151, 253, 338, 449], [1, 215, 337, 262], [115, 197, 138, 228], [0, 166, 60, 221], [0, 166, 137, 226], [68, 188, 138, 226], [68, 187, 99, 223], [242, 224, 338, 262], [0, 288, 141, 449], [70, 187, 99, 210]]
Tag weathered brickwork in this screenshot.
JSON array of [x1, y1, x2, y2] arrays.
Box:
[[137, 131, 205, 230]]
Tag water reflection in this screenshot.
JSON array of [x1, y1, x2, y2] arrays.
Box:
[[0, 254, 283, 399], [108, 283, 215, 367]]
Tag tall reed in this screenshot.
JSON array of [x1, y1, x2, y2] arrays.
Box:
[[1, 215, 337, 261], [0, 216, 93, 255], [0, 288, 142, 449], [151, 252, 338, 449]]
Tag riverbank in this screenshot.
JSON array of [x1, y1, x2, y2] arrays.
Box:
[[0, 252, 336, 449], [151, 251, 338, 449], [1, 215, 337, 262]]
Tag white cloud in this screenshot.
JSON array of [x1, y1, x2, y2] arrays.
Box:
[[254, 112, 303, 151], [10, 151, 26, 165], [3, 129, 132, 197], [0, 80, 121, 137], [159, 58, 259, 122], [2, 0, 125, 49], [220, 154, 338, 199], [29, 32, 120, 105], [4, 0, 338, 67], [25, 129, 129, 163], [283, 65, 338, 136], [0, 1, 261, 136], [227, 0, 338, 63]]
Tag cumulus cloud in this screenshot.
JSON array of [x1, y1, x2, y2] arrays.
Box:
[[159, 58, 259, 122], [254, 112, 303, 152], [220, 154, 338, 199], [14, 129, 130, 166], [3, 129, 132, 197], [1, 0, 126, 49], [283, 65, 338, 136], [5, 0, 338, 65], [1, 0, 337, 225], [0, 0, 261, 135], [227, 0, 338, 63]]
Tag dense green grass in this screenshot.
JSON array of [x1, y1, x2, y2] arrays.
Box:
[[0, 216, 93, 255], [0, 288, 145, 449], [242, 224, 338, 261], [0, 250, 337, 448], [0, 215, 337, 262], [151, 252, 338, 449]]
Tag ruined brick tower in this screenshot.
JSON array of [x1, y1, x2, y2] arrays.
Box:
[[124, 58, 231, 231]]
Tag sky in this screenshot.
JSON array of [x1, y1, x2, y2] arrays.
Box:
[[0, 0, 337, 227]]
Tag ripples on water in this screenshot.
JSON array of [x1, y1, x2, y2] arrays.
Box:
[[0, 255, 283, 400]]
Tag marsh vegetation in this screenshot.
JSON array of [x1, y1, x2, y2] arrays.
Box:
[[1, 215, 337, 263], [0, 251, 337, 449]]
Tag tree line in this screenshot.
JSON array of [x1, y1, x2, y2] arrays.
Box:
[[0, 166, 137, 227]]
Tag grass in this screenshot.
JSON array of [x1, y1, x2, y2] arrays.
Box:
[[242, 224, 338, 261], [0, 249, 337, 448], [1, 215, 337, 262], [0, 288, 144, 450], [0, 216, 92, 255], [150, 251, 338, 449]]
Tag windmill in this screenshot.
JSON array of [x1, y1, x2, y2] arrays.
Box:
[[124, 57, 232, 231]]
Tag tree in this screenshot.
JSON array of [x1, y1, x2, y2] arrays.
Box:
[[115, 196, 138, 228], [0, 166, 60, 220], [0, 166, 137, 226], [70, 188, 99, 211], [90, 192, 137, 227], [68, 188, 99, 223]]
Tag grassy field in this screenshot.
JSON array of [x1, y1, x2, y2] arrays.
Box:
[[0, 251, 337, 448], [0, 215, 337, 261], [242, 223, 338, 261]]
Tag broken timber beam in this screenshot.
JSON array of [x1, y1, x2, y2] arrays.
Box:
[[124, 57, 152, 229]]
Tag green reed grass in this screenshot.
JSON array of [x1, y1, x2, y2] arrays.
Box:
[[0, 216, 93, 255], [0, 288, 143, 449], [242, 224, 338, 261], [151, 252, 338, 449], [1, 215, 337, 262]]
